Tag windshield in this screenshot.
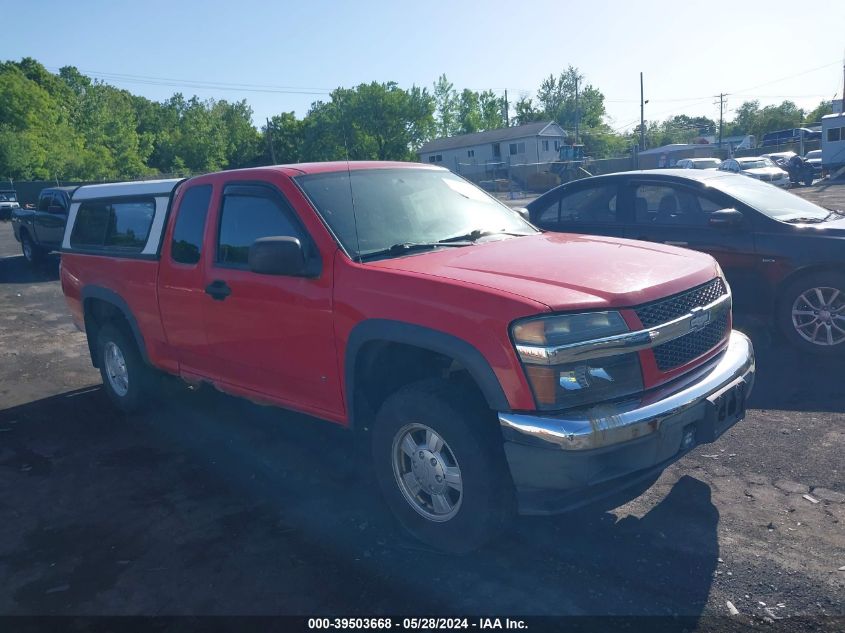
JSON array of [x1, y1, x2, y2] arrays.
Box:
[[0, 192, 17, 202], [296, 168, 536, 259], [806, 150, 821, 159], [737, 159, 774, 170], [710, 175, 831, 221]]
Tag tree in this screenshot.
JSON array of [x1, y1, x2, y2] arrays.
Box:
[[433, 74, 459, 138], [535, 67, 606, 131], [513, 96, 544, 125], [478, 90, 505, 130], [266, 112, 304, 164], [805, 100, 834, 126], [457, 89, 482, 134]]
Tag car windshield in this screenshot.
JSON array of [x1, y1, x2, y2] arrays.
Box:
[[738, 159, 773, 170], [806, 151, 821, 159], [0, 192, 17, 202], [710, 175, 830, 221], [296, 168, 537, 259]]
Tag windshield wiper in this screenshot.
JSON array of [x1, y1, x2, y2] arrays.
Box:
[[357, 241, 470, 262], [439, 229, 532, 243]]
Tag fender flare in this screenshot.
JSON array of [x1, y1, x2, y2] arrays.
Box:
[[345, 319, 510, 427], [80, 286, 150, 366]]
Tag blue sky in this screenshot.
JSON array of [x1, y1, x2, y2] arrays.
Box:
[[5, 0, 844, 130]]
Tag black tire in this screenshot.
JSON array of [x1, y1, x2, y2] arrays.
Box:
[[21, 231, 43, 265], [803, 174, 814, 187], [371, 378, 515, 553], [96, 323, 150, 413], [777, 271, 845, 356]]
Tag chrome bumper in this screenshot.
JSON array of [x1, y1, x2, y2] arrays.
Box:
[[499, 330, 755, 452]]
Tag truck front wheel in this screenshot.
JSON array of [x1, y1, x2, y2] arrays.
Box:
[[97, 323, 150, 413], [372, 379, 515, 553]]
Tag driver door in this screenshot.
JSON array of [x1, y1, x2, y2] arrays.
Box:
[[200, 180, 342, 417]]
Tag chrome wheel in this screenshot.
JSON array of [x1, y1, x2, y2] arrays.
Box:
[[22, 237, 32, 261], [103, 341, 130, 396], [392, 423, 463, 522], [791, 286, 845, 347]]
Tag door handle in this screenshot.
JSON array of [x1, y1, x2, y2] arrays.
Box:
[[205, 280, 232, 301]]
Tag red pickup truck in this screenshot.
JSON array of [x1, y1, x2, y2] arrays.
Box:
[[60, 162, 755, 552]]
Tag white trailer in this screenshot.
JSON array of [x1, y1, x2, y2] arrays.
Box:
[[821, 112, 845, 174]]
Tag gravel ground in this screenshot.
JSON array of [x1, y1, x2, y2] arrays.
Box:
[[0, 204, 843, 627]]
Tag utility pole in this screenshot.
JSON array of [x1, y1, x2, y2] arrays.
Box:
[[503, 90, 510, 127], [265, 118, 277, 164], [574, 74, 580, 145], [717, 93, 726, 149], [639, 72, 645, 152]]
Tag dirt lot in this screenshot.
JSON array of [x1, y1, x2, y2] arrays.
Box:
[[0, 187, 843, 625]]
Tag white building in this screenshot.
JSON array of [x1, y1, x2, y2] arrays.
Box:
[[417, 121, 567, 177], [822, 112, 845, 172]]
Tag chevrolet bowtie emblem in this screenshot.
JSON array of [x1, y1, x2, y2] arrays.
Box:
[[689, 307, 711, 332]]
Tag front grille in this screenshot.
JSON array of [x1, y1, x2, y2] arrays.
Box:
[[635, 278, 727, 328], [652, 312, 729, 371]]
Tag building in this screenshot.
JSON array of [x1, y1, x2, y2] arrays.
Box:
[[417, 121, 567, 178]]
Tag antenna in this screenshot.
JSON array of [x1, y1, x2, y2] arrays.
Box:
[[338, 97, 362, 260]]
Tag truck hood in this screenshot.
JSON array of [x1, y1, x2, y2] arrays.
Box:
[[370, 233, 720, 311]]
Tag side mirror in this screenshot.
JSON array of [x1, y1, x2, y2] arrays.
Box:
[[248, 236, 306, 276], [513, 207, 530, 221], [709, 208, 744, 229]]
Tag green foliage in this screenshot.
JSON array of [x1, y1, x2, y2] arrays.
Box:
[[0, 58, 266, 180]]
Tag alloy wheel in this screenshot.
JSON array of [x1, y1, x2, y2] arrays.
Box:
[[791, 286, 845, 347]]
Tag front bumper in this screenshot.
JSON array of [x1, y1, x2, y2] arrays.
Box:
[[499, 331, 755, 514]]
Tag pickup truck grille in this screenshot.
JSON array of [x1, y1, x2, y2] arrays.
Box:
[[635, 278, 729, 372], [635, 278, 727, 328], [652, 311, 729, 371]]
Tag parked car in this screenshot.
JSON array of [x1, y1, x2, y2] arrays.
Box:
[[761, 151, 797, 169], [804, 149, 823, 178], [11, 186, 76, 263], [0, 189, 20, 220], [719, 157, 790, 187], [675, 158, 722, 170], [59, 163, 754, 552], [527, 169, 845, 355]]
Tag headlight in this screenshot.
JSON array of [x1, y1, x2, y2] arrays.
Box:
[[511, 312, 644, 411]]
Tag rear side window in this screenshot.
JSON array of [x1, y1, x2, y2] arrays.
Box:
[[217, 192, 300, 267], [171, 185, 212, 265], [70, 198, 155, 252], [536, 185, 617, 224]]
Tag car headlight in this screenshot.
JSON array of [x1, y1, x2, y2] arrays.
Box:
[[511, 311, 644, 411]]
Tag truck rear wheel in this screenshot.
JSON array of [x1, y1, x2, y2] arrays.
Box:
[[372, 379, 515, 553], [97, 323, 150, 413], [21, 232, 43, 265]]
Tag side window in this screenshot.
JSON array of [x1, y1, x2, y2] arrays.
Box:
[[557, 185, 618, 224], [217, 191, 301, 267], [70, 198, 155, 251], [51, 194, 67, 211], [37, 193, 52, 211], [634, 184, 718, 226], [171, 185, 212, 265]]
